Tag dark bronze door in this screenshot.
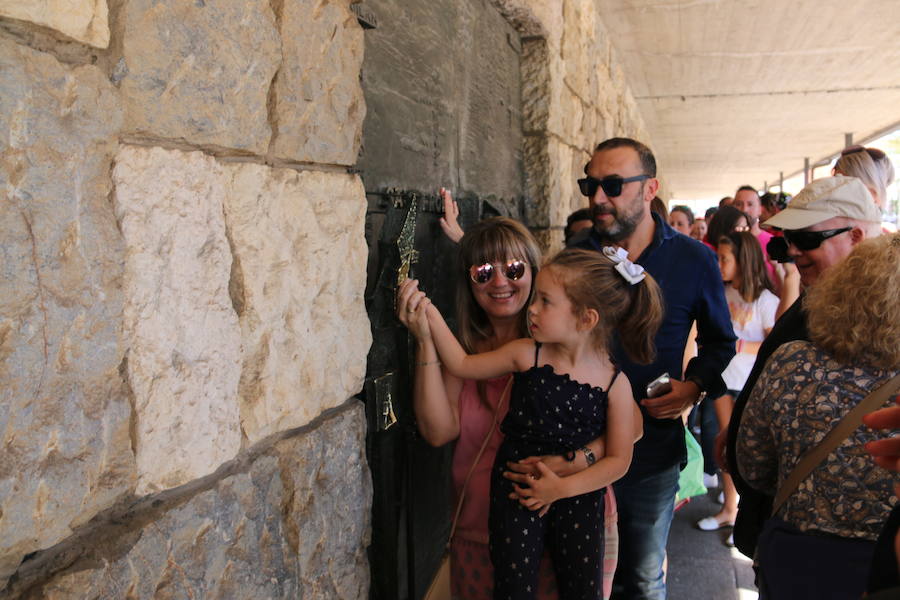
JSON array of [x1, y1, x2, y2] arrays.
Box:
[[356, 1, 526, 598]]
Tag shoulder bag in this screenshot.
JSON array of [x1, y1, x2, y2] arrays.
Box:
[[754, 373, 900, 599], [424, 376, 513, 600]]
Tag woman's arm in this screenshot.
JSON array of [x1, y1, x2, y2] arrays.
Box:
[[397, 279, 464, 446], [411, 337, 466, 447], [712, 392, 735, 430], [513, 374, 635, 510], [506, 399, 642, 479]]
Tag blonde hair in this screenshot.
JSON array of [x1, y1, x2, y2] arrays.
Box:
[[456, 217, 541, 353], [543, 249, 664, 364], [833, 148, 896, 208], [805, 233, 900, 369]]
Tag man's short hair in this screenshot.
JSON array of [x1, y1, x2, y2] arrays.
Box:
[[594, 138, 657, 178], [736, 185, 759, 196]]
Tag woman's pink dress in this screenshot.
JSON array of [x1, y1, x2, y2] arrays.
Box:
[[449, 375, 617, 599]]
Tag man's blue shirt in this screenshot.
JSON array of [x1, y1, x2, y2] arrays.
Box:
[[571, 212, 736, 475]]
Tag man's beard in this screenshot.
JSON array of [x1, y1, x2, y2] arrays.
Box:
[[590, 185, 645, 243]]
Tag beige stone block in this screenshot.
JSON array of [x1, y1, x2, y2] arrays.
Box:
[[270, 0, 365, 165], [117, 0, 280, 153], [24, 405, 372, 600], [487, 0, 546, 37], [521, 0, 562, 48], [547, 140, 584, 227], [521, 37, 551, 133], [222, 164, 370, 442], [0, 0, 110, 48], [544, 54, 568, 138], [112, 145, 243, 496], [523, 134, 550, 227], [0, 39, 133, 586], [531, 227, 564, 256], [558, 91, 585, 145]]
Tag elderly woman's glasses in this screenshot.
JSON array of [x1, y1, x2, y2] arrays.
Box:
[[469, 259, 528, 284]]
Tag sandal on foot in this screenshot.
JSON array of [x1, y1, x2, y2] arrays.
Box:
[[696, 516, 735, 531]]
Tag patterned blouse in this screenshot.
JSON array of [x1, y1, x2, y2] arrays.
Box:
[[737, 340, 899, 540]]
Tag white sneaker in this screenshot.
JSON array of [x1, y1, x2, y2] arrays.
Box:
[[703, 473, 719, 489]]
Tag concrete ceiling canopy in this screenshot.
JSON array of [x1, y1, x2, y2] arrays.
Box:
[[595, 0, 900, 201]]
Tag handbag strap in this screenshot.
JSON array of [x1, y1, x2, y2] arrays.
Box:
[[772, 371, 900, 516], [448, 376, 513, 545]]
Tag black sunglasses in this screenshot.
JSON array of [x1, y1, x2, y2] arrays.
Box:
[[783, 227, 852, 251], [577, 175, 650, 198], [469, 259, 528, 285]]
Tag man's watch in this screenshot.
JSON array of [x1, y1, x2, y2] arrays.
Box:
[[580, 446, 596, 466], [686, 376, 707, 405]]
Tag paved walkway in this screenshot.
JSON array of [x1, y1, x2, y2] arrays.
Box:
[[666, 488, 759, 600]]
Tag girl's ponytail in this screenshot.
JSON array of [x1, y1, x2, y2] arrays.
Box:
[[617, 273, 664, 364]]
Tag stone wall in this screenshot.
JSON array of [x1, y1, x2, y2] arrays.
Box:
[[0, 0, 371, 597], [1, 0, 657, 597], [495, 0, 658, 251]]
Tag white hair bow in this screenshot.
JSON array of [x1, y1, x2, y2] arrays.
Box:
[[602, 246, 646, 285]]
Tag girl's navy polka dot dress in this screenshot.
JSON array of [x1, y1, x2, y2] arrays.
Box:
[[489, 343, 616, 600]]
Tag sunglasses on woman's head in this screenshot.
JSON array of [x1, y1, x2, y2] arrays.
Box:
[[783, 227, 852, 251], [469, 259, 528, 284], [577, 175, 650, 198], [841, 145, 887, 161]]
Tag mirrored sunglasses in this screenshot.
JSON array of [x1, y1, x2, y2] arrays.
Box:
[[469, 259, 528, 284], [577, 175, 649, 198], [783, 227, 852, 251]]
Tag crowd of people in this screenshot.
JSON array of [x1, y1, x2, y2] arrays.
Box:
[[395, 137, 899, 600]]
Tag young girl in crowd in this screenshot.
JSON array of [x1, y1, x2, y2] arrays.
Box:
[[696, 232, 778, 541], [399, 247, 663, 599]]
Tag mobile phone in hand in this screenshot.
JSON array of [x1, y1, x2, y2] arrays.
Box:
[[646, 373, 672, 398]]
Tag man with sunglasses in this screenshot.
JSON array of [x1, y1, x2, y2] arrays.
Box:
[[571, 138, 737, 600], [723, 175, 883, 560]]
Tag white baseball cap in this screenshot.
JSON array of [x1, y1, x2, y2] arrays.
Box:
[[763, 176, 882, 230]]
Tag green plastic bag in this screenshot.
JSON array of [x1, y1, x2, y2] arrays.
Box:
[[676, 426, 707, 503]]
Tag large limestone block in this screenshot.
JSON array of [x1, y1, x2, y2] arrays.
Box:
[[0, 0, 110, 48], [112, 145, 242, 496], [117, 0, 280, 153], [521, 37, 551, 132], [222, 164, 370, 442], [0, 39, 133, 585], [270, 0, 365, 165], [25, 405, 372, 599]]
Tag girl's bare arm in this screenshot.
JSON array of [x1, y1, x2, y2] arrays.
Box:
[[424, 300, 529, 380]]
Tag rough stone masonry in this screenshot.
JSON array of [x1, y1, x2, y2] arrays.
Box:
[[0, 0, 371, 596], [0, 0, 654, 597]]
